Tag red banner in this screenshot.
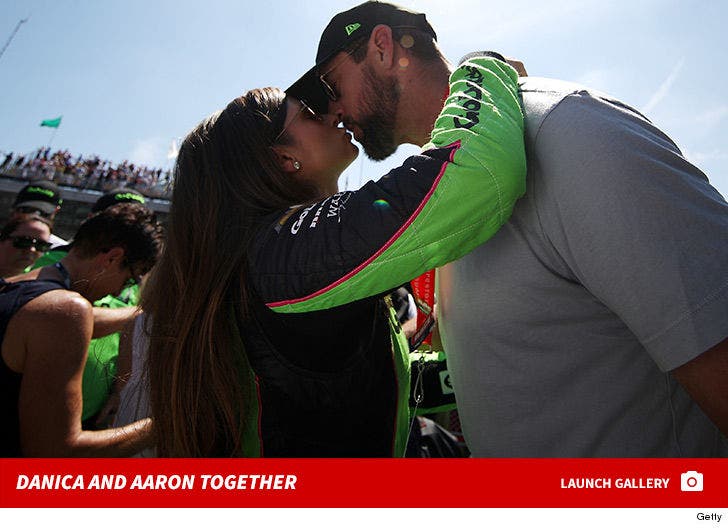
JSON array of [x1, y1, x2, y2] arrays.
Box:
[[1, 458, 726, 508]]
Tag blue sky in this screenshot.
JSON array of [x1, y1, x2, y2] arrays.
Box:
[[1, 0, 726, 196]]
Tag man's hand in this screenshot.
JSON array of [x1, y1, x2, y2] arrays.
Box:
[[95, 391, 120, 429], [506, 57, 527, 77], [673, 336, 728, 438]]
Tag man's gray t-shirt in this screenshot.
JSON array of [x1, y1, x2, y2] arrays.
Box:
[[438, 77, 728, 457]]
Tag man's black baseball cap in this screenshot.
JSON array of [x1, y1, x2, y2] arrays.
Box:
[[91, 187, 146, 213], [286, 1, 436, 114], [13, 180, 63, 216]]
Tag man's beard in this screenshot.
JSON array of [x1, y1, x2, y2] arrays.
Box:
[[357, 63, 400, 161]]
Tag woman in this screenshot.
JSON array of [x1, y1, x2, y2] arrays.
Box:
[[143, 56, 526, 456], [0, 215, 52, 277]]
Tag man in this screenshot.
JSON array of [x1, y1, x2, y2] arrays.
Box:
[[10, 179, 67, 248], [288, 1, 728, 456], [32, 187, 150, 425], [0, 203, 164, 455], [34, 186, 147, 274]]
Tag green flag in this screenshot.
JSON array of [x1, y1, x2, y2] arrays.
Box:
[[40, 116, 62, 128]]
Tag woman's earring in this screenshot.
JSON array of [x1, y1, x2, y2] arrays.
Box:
[[293, 161, 301, 170]]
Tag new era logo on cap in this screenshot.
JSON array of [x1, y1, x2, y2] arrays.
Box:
[[345, 23, 361, 36]]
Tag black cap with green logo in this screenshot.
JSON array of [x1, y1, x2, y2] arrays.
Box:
[[91, 187, 146, 213], [286, 1, 436, 113], [13, 180, 63, 216]]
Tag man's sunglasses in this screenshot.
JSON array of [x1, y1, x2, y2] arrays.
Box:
[[317, 27, 419, 102], [318, 42, 365, 103], [2, 235, 52, 253]]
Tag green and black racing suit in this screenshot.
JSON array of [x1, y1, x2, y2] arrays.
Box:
[[238, 56, 526, 456]]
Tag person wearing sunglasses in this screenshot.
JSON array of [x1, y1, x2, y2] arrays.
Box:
[[0, 203, 164, 456], [9, 179, 68, 249], [142, 52, 526, 457], [0, 215, 52, 278]]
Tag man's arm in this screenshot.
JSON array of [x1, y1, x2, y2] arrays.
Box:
[[17, 291, 152, 456], [672, 337, 728, 437], [261, 57, 526, 314], [92, 305, 139, 338]]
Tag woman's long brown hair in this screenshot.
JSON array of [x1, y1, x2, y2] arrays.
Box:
[[142, 88, 318, 456]]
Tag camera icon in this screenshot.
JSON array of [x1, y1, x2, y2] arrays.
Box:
[[680, 471, 704, 492]]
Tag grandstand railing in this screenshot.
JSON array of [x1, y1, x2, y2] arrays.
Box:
[[0, 152, 172, 201]]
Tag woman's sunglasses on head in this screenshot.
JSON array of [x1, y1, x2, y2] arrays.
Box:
[[274, 100, 323, 142]]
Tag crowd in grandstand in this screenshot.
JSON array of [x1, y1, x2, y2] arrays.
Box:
[[1, 147, 172, 199]]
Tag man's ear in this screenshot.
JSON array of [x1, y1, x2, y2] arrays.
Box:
[[270, 145, 301, 174], [100, 246, 126, 269], [369, 24, 395, 71]]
